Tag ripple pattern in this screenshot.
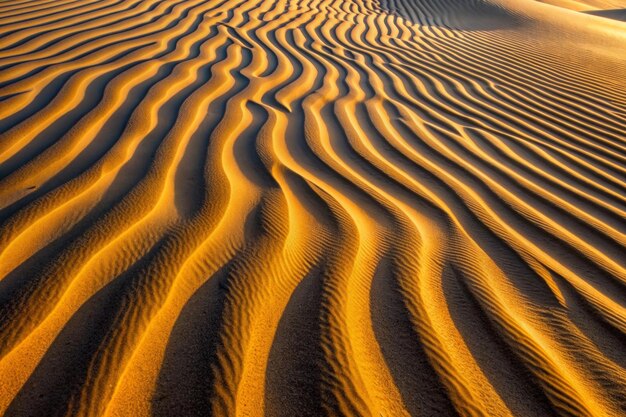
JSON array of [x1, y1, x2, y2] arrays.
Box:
[[0, 0, 625, 416]]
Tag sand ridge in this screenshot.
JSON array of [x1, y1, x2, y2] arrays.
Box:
[[0, 0, 625, 416]]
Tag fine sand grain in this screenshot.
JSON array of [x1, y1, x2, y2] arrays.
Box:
[[0, 0, 625, 416]]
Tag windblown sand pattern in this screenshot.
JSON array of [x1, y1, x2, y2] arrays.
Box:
[[0, 0, 625, 416]]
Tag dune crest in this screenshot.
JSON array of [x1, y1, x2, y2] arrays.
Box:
[[0, 0, 625, 416]]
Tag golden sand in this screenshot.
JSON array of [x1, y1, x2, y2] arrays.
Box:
[[0, 0, 625, 416]]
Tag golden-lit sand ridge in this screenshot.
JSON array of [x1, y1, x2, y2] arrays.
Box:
[[0, 0, 625, 416]]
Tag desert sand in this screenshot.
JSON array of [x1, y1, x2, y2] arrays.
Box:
[[0, 0, 625, 416]]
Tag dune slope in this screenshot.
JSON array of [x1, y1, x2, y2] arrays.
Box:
[[0, 0, 625, 416]]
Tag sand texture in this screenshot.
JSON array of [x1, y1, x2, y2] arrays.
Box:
[[0, 0, 625, 416]]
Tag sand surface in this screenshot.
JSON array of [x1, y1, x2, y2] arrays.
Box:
[[0, 0, 625, 416]]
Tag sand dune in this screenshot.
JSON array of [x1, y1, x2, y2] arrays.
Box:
[[0, 0, 625, 416]]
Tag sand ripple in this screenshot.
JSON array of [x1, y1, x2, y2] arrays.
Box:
[[0, 0, 625, 416]]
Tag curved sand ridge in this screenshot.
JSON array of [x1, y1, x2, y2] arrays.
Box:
[[0, 0, 625, 416]]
